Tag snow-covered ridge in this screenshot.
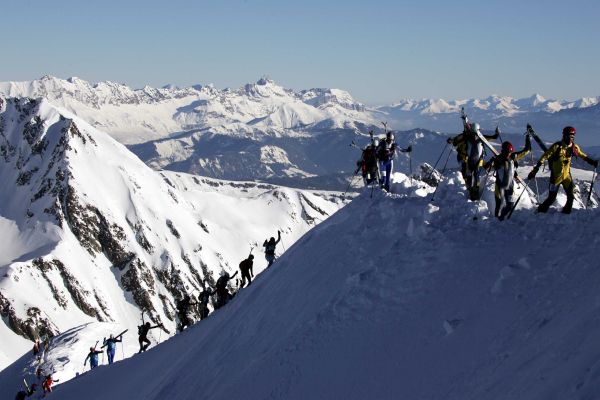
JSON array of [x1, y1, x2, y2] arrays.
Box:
[[0, 96, 347, 372], [3, 169, 600, 399]]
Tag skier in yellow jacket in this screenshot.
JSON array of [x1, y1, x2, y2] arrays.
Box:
[[527, 126, 598, 214]]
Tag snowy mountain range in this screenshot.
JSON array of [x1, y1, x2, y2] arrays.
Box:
[[2, 164, 600, 399], [1, 76, 599, 191], [0, 96, 346, 371]]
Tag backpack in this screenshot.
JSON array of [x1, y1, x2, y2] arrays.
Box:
[[360, 146, 378, 176], [137, 325, 143, 335]]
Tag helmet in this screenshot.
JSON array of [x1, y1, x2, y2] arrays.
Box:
[[89, 347, 94, 351], [501, 141, 514, 154], [386, 131, 394, 140], [249, 254, 254, 260], [562, 126, 576, 136], [470, 122, 481, 133]]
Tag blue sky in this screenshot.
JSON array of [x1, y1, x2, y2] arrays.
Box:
[[1, 0, 599, 104]]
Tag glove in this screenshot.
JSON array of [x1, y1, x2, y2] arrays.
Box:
[[592, 159, 599, 168], [405, 145, 412, 153], [447, 137, 454, 144], [527, 165, 540, 180]]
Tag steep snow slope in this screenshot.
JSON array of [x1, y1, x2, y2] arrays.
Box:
[[8, 168, 600, 400], [0, 96, 346, 372]]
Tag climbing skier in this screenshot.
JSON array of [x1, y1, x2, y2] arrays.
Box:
[[176, 294, 196, 332], [197, 284, 214, 320], [137, 321, 163, 353], [448, 122, 499, 200], [239, 253, 254, 288], [15, 383, 36, 400], [84, 346, 103, 370], [356, 140, 379, 186], [214, 271, 238, 309], [263, 231, 281, 268], [484, 137, 531, 220], [527, 126, 598, 214], [103, 334, 122, 365], [42, 374, 58, 395], [376, 131, 411, 192]]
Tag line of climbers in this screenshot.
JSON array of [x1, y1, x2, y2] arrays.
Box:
[[356, 130, 412, 192], [445, 115, 598, 217], [16, 230, 284, 399]]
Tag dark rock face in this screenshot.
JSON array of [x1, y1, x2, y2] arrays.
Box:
[[0, 292, 58, 341]]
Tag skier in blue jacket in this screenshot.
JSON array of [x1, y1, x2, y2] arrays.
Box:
[[103, 334, 122, 364], [84, 347, 103, 370]]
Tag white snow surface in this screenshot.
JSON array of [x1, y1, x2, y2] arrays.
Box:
[[3, 167, 600, 399], [0, 97, 347, 376]]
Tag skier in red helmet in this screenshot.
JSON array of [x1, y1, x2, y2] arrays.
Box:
[[528, 126, 598, 214], [484, 136, 531, 219]]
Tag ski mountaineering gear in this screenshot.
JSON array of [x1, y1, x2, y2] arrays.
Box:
[[138, 322, 162, 353], [176, 295, 197, 332], [198, 287, 214, 320], [103, 334, 122, 364], [263, 231, 281, 267], [528, 127, 598, 214], [376, 132, 396, 192], [357, 143, 379, 185], [452, 109, 500, 200], [484, 138, 531, 219], [15, 382, 36, 400], [239, 254, 254, 288], [42, 375, 58, 395], [215, 271, 238, 309], [84, 347, 103, 369]]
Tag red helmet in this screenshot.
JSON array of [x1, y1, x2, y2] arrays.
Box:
[[562, 126, 576, 136], [501, 141, 514, 154]]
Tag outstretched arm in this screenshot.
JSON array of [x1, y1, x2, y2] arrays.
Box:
[[275, 231, 281, 244]]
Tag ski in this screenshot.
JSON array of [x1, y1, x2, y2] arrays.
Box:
[[474, 127, 538, 204], [101, 329, 128, 348], [526, 124, 548, 152]]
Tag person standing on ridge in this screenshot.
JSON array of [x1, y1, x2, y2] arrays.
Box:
[[197, 284, 214, 320], [263, 230, 281, 268], [214, 271, 238, 309], [484, 137, 531, 220], [176, 294, 196, 332], [448, 122, 499, 200], [527, 126, 598, 214], [138, 321, 163, 353], [42, 374, 58, 396], [375, 131, 412, 192], [239, 253, 254, 288], [103, 334, 123, 365], [84, 346, 103, 370]]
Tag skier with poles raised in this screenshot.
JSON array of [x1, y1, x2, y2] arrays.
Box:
[[527, 126, 598, 214], [484, 136, 531, 220], [354, 130, 379, 187], [83, 345, 103, 370], [263, 230, 281, 268]]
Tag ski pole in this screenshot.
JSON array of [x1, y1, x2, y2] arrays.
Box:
[[408, 150, 413, 185], [506, 184, 528, 220], [278, 228, 286, 252], [342, 173, 360, 198], [587, 167, 597, 208], [430, 147, 454, 202], [427, 143, 449, 181], [530, 151, 540, 201]]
